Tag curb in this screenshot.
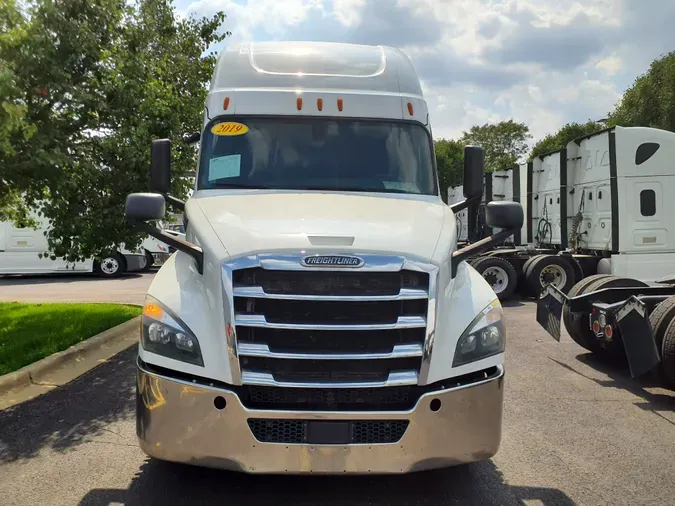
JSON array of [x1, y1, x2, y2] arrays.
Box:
[[0, 315, 141, 397]]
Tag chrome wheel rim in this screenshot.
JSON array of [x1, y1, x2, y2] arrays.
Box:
[[101, 257, 120, 275]]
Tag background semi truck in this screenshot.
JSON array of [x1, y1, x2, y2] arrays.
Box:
[[537, 277, 675, 390], [124, 40, 524, 474], [0, 207, 184, 276], [450, 126, 675, 301]]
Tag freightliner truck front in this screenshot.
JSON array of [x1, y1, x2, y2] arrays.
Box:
[[125, 41, 524, 474]]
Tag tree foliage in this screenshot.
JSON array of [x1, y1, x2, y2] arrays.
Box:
[[608, 51, 675, 132], [0, 0, 228, 262], [529, 121, 604, 160], [460, 120, 531, 173], [434, 138, 464, 203]]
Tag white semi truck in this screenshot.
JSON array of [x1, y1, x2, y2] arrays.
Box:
[[0, 209, 147, 277], [0, 209, 185, 276], [456, 126, 675, 301], [124, 41, 523, 474]]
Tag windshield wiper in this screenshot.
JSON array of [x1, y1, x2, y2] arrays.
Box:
[[211, 182, 276, 190], [303, 186, 410, 194]]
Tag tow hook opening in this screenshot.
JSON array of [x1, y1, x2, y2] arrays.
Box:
[[214, 396, 227, 410]]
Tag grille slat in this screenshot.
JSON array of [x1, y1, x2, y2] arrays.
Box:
[[247, 419, 409, 444], [233, 286, 428, 301], [235, 314, 426, 331], [238, 342, 423, 360], [231, 262, 431, 387], [233, 268, 428, 296], [237, 327, 425, 354]]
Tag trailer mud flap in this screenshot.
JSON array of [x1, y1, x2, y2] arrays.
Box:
[[615, 297, 660, 378], [536, 285, 567, 341]]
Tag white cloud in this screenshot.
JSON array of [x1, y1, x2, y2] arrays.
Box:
[[332, 0, 365, 26], [176, 0, 675, 146], [595, 54, 623, 76]]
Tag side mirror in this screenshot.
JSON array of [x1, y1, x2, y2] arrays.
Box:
[[485, 201, 524, 230], [125, 192, 204, 274], [151, 139, 172, 194], [463, 146, 485, 200], [125, 193, 166, 222]]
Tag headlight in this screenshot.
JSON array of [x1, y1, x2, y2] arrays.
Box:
[[141, 295, 203, 366], [453, 299, 505, 367]]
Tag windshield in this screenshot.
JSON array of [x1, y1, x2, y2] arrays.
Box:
[[197, 117, 437, 195]]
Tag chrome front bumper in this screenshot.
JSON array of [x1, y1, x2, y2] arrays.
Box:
[[136, 361, 505, 474]]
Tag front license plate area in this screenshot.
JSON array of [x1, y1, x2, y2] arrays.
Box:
[[306, 421, 350, 444]]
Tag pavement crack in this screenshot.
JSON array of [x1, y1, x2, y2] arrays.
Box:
[[87, 440, 137, 448], [27, 373, 58, 388], [100, 427, 124, 438]]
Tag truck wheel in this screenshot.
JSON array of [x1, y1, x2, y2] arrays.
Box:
[[648, 295, 675, 351], [142, 250, 154, 272], [94, 252, 126, 278], [578, 276, 649, 358], [562, 275, 615, 352], [473, 257, 518, 301], [648, 295, 675, 384], [661, 318, 675, 387], [521, 255, 538, 278], [525, 255, 576, 295]]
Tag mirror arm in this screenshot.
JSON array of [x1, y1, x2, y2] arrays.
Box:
[[451, 227, 517, 277], [449, 195, 482, 213], [163, 194, 186, 211], [130, 220, 203, 274]]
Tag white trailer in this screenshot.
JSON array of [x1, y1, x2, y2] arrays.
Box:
[[448, 165, 528, 247], [123, 40, 524, 474]]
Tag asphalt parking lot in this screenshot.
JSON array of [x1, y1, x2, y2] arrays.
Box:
[[0, 275, 674, 505], [0, 271, 154, 305]]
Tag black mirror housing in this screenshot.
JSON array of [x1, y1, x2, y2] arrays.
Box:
[[463, 146, 485, 200], [125, 193, 166, 222], [485, 201, 524, 230], [151, 139, 172, 194]]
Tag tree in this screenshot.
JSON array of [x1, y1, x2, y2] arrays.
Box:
[[0, 0, 228, 262], [608, 51, 675, 132], [529, 121, 604, 161], [434, 138, 464, 203], [460, 120, 531, 174]]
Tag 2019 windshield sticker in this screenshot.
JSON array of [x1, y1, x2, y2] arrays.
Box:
[[211, 122, 249, 136]]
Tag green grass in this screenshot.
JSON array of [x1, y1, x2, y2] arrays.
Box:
[[0, 302, 141, 375]]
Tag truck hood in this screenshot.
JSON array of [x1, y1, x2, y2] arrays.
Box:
[[191, 191, 453, 263]]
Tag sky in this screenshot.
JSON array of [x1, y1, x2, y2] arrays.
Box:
[[173, 0, 675, 145]]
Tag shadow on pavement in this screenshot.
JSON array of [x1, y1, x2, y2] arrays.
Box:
[[549, 355, 675, 413], [0, 273, 144, 286], [501, 299, 527, 308], [77, 458, 576, 506], [0, 347, 137, 463]]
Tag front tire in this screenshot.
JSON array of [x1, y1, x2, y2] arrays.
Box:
[[95, 252, 125, 278], [472, 257, 518, 301], [142, 250, 154, 272]]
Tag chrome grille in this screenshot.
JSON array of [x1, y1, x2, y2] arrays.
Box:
[[225, 254, 436, 388]]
